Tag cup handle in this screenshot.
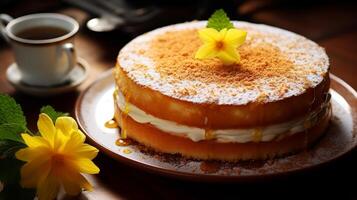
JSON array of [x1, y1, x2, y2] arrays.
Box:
[[0, 14, 13, 42], [61, 43, 77, 76]]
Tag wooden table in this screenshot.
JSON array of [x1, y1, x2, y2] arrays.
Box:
[[0, 1, 356, 199]]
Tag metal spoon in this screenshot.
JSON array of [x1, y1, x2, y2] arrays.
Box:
[[64, 0, 125, 32], [86, 15, 124, 32], [64, 0, 160, 32]]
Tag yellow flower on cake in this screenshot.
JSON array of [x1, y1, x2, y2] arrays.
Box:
[[195, 28, 247, 65], [15, 113, 99, 200]]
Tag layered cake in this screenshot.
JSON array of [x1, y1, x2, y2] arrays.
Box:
[[114, 21, 330, 161]]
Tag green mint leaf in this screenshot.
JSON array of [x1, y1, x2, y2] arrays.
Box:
[[207, 9, 234, 31], [0, 94, 27, 145], [0, 123, 25, 143], [0, 94, 26, 129], [40, 105, 69, 122]]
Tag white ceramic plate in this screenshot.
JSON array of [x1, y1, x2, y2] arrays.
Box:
[[75, 70, 357, 181]]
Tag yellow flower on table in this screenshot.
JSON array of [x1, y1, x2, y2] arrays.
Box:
[[15, 113, 99, 200], [195, 28, 247, 65]]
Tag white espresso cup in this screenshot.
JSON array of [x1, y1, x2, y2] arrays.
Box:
[[0, 13, 79, 86]]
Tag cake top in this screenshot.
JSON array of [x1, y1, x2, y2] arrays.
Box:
[[117, 21, 329, 105]]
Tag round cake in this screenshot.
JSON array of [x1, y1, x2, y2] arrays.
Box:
[[114, 21, 331, 161]]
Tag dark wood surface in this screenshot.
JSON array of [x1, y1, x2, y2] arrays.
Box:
[[0, 1, 356, 199]]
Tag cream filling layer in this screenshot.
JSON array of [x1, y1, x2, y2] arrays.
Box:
[[116, 91, 328, 143]]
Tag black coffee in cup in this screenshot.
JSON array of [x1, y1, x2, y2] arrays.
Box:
[[16, 26, 68, 40]]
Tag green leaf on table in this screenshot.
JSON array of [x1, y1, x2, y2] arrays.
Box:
[[40, 105, 69, 122], [0, 124, 25, 143], [207, 9, 234, 31], [0, 94, 26, 127], [0, 94, 27, 144]]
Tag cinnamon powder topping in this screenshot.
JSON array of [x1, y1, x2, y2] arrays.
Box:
[[147, 29, 294, 88]]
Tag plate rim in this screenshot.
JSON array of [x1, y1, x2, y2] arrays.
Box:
[[75, 70, 357, 182]]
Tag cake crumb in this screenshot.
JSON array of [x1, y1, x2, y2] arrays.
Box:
[[278, 84, 289, 97], [256, 92, 268, 102]]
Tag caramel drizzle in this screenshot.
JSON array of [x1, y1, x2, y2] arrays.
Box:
[[204, 129, 215, 140], [116, 138, 132, 146], [123, 148, 132, 154], [252, 128, 262, 142], [105, 119, 118, 128]]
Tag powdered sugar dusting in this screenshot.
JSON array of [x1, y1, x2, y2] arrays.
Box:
[[118, 21, 329, 105]]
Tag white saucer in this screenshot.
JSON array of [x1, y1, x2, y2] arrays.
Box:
[[6, 58, 88, 96]]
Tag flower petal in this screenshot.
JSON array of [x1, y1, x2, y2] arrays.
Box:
[[217, 28, 228, 40], [62, 130, 86, 154], [224, 29, 247, 47], [61, 170, 93, 195], [223, 45, 240, 61], [75, 130, 86, 143], [20, 156, 51, 188], [60, 171, 82, 195], [55, 116, 78, 137], [75, 144, 99, 160], [198, 28, 219, 42], [38, 113, 56, 143], [53, 128, 68, 151], [37, 174, 60, 200], [195, 43, 217, 59], [21, 134, 49, 148], [217, 50, 239, 65], [78, 174, 93, 192], [15, 148, 31, 161], [15, 146, 48, 162], [74, 158, 100, 174]]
